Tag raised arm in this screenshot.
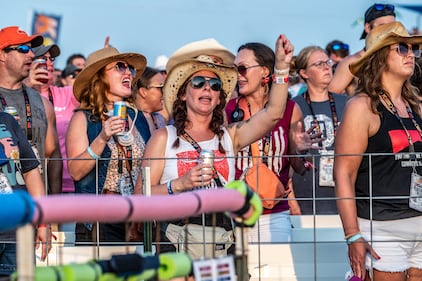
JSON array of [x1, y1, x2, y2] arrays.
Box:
[[229, 34, 293, 153], [328, 54, 357, 95]]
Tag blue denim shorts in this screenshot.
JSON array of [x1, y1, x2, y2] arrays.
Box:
[[0, 242, 16, 276]]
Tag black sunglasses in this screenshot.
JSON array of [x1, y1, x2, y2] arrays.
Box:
[[38, 55, 56, 62], [373, 4, 394, 12], [113, 61, 136, 77], [332, 43, 349, 51], [394, 43, 421, 58], [190, 76, 222, 91], [3, 45, 33, 54], [236, 65, 261, 76]]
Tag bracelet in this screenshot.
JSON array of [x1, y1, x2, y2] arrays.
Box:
[[167, 180, 174, 195], [344, 231, 360, 240], [274, 67, 289, 76], [87, 146, 100, 159], [346, 233, 363, 245], [272, 74, 289, 85]]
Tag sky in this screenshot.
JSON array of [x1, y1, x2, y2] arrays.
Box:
[[1, 0, 421, 70]]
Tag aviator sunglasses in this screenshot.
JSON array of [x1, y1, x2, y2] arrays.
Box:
[[236, 65, 261, 76], [190, 76, 222, 91], [393, 43, 421, 58], [112, 61, 136, 77], [3, 45, 33, 54]]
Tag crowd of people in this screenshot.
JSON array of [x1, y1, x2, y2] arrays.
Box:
[[0, 2, 422, 281]]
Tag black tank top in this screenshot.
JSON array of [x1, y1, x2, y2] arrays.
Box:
[[356, 103, 422, 220]]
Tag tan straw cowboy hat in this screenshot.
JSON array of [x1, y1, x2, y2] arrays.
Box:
[[163, 38, 237, 115], [73, 47, 146, 102], [350, 21, 422, 76]]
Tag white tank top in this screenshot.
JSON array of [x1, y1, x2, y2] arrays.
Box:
[[161, 125, 235, 187]]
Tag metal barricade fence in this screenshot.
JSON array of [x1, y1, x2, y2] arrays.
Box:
[[6, 151, 422, 281]]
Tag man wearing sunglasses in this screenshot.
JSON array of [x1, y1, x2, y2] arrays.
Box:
[[328, 3, 396, 96], [0, 26, 55, 276], [0, 26, 62, 195]]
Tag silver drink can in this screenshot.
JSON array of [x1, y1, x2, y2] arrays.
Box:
[[113, 101, 127, 136], [199, 150, 214, 171], [3, 106, 18, 117]]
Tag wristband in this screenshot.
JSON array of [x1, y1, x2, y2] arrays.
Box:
[[167, 180, 174, 195], [272, 74, 289, 85], [274, 67, 289, 76], [87, 146, 100, 159], [346, 233, 363, 245], [344, 231, 360, 240]]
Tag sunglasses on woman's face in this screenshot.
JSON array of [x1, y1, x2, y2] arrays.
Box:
[[236, 65, 261, 76], [113, 61, 136, 77], [3, 45, 33, 54], [393, 43, 421, 58], [189, 76, 222, 91]]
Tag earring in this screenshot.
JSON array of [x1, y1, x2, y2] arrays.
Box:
[[261, 76, 270, 86]]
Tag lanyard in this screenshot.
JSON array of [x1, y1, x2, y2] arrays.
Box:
[[113, 135, 133, 174], [182, 130, 223, 187], [303, 91, 339, 136], [0, 87, 33, 141], [379, 90, 422, 153]]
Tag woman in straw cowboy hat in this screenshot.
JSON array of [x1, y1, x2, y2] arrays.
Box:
[[66, 47, 147, 242], [135, 35, 293, 257], [334, 21, 422, 280]]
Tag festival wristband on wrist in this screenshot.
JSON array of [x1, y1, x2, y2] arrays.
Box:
[[167, 180, 174, 195], [87, 146, 100, 159], [346, 233, 363, 245], [272, 74, 289, 85], [274, 67, 289, 76]]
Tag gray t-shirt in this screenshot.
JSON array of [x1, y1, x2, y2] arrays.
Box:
[[292, 92, 347, 214], [0, 85, 47, 177]]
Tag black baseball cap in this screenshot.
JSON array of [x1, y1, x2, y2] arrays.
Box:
[[61, 64, 81, 78], [360, 3, 396, 39]]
